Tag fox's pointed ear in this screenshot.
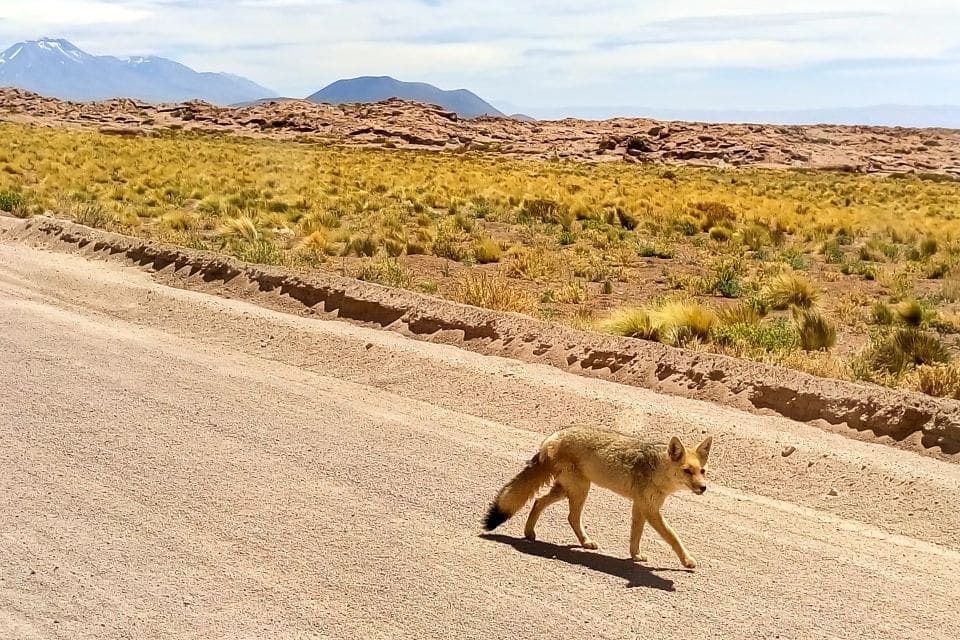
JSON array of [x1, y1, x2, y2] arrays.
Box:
[[668, 436, 685, 462], [696, 436, 713, 464]]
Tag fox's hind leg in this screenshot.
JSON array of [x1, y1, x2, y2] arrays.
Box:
[[524, 482, 565, 540], [561, 473, 598, 550]]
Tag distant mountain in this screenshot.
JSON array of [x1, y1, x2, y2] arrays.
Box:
[[0, 38, 276, 105], [689, 105, 960, 129], [230, 97, 301, 108], [499, 101, 960, 129], [307, 76, 503, 118]]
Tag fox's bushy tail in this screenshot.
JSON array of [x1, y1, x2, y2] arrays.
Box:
[[483, 451, 553, 531]]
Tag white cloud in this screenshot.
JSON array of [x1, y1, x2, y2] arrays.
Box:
[[0, 0, 958, 108], [0, 0, 149, 25]]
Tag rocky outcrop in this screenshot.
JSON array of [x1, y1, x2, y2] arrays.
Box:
[[2, 87, 958, 177]]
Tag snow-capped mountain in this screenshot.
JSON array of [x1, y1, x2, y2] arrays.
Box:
[[0, 38, 276, 105]]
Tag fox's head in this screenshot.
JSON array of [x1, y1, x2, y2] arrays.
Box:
[[667, 435, 712, 495]]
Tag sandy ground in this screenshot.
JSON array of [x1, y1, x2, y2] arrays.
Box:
[[1, 236, 959, 640]]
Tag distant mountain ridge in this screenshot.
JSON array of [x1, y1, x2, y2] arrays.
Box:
[[307, 76, 503, 118], [4, 38, 954, 128], [497, 102, 960, 129], [0, 38, 276, 105]]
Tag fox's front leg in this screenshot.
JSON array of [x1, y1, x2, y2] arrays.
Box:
[[629, 502, 647, 562], [647, 511, 696, 569]]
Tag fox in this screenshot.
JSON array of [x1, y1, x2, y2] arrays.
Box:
[[482, 425, 712, 569]]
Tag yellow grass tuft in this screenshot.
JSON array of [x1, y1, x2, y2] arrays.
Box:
[[905, 364, 960, 399], [652, 299, 718, 346], [599, 307, 657, 340], [766, 271, 819, 310], [297, 229, 334, 256], [161, 210, 196, 231], [473, 236, 502, 264], [217, 215, 260, 243], [717, 302, 763, 326], [793, 308, 837, 351], [455, 273, 533, 313]]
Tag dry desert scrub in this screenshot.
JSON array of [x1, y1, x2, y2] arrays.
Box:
[[4, 121, 960, 397]]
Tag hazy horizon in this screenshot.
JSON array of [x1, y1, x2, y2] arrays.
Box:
[[1, 1, 959, 119]]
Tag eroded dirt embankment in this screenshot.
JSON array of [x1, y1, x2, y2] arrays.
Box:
[[6, 215, 960, 457]]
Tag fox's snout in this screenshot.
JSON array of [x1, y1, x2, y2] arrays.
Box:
[[695, 485, 707, 494]]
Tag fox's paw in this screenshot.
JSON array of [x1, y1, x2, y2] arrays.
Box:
[[581, 539, 599, 550], [631, 553, 648, 562], [681, 556, 697, 569], [524, 530, 536, 541]]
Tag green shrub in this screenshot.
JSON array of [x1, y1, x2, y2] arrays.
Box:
[[871, 302, 895, 325], [709, 226, 731, 242], [234, 238, 282, 265], [821, 239, 844, 264], [712, 318, 799, 353], [0, 189, 25, 212], [637, 243, 674, 259], [432, 229, 467, 261], [780, 247, 810, 270], [864, 328, 950, 375], [355, 258, 412, 288], [709, 261, 744, 298], [674, 216, 699, 236]]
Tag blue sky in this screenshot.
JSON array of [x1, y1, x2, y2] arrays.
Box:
[[1, 0, 958, 114]]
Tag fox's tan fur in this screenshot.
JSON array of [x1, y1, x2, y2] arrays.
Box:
[[483, 425, 712, 568]]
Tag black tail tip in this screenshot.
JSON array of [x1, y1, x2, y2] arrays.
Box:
[[483, 503, 510, 531]]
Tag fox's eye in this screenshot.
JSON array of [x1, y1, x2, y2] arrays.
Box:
[[683, 468, 693, 475], [701, 469, 706, 475]]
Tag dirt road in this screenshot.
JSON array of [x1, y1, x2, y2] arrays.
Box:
[[1, 236, 959, 639]]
